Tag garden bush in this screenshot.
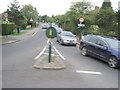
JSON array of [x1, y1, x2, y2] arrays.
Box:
[[1, 23, 14, 35]]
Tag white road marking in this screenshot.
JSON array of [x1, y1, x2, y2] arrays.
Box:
[[47, 39, 49, 44], [76, 70, 102, 75], [53, 46, 66, 60], [35, 40, 65, 60], [35, 46, 47, 60], [43, 53, 59, 56], [47, 39, 53, 44]]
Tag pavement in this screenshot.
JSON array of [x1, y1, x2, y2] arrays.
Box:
[[0, 25, 40, 45]]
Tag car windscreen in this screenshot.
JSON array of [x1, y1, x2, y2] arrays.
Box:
[[61, 32, 74, 37], [105, 39, 120, 48]]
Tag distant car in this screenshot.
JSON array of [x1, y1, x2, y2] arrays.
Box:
[[79, 35, 120, 68], [42, 24, 48, 29], [57, 31, 77, 45]]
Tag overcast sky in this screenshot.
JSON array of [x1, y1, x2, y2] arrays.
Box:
[[1, 0, 119, 16]]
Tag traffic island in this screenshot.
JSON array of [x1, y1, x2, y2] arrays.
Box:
[[33, 26, 66, 70], [33, 55, 66, 70]]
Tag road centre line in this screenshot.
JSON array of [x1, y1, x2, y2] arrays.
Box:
[[35, 46, 47, 60], [76, 70, 102, 75]]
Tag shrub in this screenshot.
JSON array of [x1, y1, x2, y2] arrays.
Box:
[[0, 23, 14, 35], [19, 19, 28, 30]]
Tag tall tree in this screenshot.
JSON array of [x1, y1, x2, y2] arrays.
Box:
[[52, 1, 93, 34], [41, 15, 48, 22], [95, 7, 117, 35], [64, 1, 92, 34], [71, 1, 92, 15], [21, 4, 39, 24], [101, 0, 112, 9], [94, 0, 118, 35], [117, 9, 120, 38], [6, 0, 24, 26]]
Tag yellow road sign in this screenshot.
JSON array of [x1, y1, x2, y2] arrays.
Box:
[[49, 30, 52, 35]]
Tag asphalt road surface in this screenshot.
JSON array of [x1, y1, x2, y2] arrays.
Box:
[[2, 26, 119, 88]]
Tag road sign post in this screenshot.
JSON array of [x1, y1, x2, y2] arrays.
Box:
[[79, 17, 84, 23], [4, 13, 9, 23], [78, 17, 85, 40], [45, 27, 57, 63], [48, 42, 52, 63]]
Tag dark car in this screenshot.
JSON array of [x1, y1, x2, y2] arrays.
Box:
[[79, 35, 120, 68], [57, 31, 77, 45]]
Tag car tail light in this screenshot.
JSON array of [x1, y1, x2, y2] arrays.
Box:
[[80, 40, 83, 43]]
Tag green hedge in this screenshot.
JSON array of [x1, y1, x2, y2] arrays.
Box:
[[0, 23, 14, 35]]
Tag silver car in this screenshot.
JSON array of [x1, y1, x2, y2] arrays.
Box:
[[56, 27, 63, 34], [57, 31, 77, 45]]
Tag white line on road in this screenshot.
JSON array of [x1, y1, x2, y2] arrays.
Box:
[[43, 53, 59, 56], [76, 70, 102, 75], [35, 46, 47, 60], [47, 39, 52, 44], [53, 46, 66, 60], [47, 39, 49, 44]]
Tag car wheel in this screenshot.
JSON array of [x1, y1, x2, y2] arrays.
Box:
[[81, 47, 87, 56], [108, 56, 118, 68]]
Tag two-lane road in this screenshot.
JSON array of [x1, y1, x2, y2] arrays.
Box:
[[2, 27, 118, 88]]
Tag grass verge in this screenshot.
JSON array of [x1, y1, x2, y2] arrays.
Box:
[[10, 31, 26, 35], [24, 28, 32, 30]]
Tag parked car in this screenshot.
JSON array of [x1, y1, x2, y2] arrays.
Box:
[[79, 35, 120, 68], [52, 26, 63, 34], [42, 24, 48, 29], [57, 31, 77, 45], [56, 27, 63, 34]]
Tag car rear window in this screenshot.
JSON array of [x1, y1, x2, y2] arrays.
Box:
[[105, 39, 120, 48], [61, 32, 74, 36]]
